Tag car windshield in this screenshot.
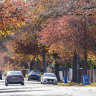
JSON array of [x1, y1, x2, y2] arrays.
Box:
[[44, 73, 55, 77], [7, 71, 22, 75]]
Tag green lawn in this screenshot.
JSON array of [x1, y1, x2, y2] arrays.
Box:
[[57, 81, 96, 87]]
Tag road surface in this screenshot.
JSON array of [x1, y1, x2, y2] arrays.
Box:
[[0, 78, 96, 96]]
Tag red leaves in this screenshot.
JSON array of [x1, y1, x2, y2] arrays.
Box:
[[38, 13, 96, 54], [0, 0, 27, 37], [39, 16, 73, 44]]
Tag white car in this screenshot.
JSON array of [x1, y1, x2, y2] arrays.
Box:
[[41, 73, 57, 85]]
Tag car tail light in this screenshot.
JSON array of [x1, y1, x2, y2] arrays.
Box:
[[7, 76, 12, 78], [18, 76, 23, 78]]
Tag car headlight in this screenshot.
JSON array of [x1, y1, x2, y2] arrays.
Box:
[[55, 78, 57, 82], [43, 78, 47, 82]]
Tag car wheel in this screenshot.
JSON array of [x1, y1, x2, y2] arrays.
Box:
[[38, 78, 40, 81], [21, 83, 24, 85], [53, 82, 57, 85], [5, 83, 8, 86], [28, 78, 30, 81], [42, 82, 45, 84], [0, 78, 2, 80]]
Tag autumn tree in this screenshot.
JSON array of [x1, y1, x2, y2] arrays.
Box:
[[18, 0, 96, 75], [0, 0, 28, 72], [0, 0, 26, 37], [7, 0, 56, 72], [37, 0, 96, 82], [2, 0, 96, 74]]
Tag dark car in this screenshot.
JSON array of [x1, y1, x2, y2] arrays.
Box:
[[0, 71, 2, 80], [5, 71, 24, 86], [28, 70, 40, 81]]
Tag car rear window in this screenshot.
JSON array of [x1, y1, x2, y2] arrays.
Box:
[[29, 71, 40, 75], [7, 71, 22, 75]]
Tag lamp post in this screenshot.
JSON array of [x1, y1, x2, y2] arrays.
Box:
[[77, 53, 80, 83]]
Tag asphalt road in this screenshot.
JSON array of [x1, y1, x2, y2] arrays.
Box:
[[0, 78, 96, 96]]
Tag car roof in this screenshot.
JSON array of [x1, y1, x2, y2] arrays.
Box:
[[30, 70, 40, 72], [7, 71, 21, 72], [31, 70, 40, 71]]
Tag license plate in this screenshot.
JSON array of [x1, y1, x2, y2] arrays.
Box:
[[11, 80, 18, 82], [11, 78, 18, 81], [49, 80, 52, 83]]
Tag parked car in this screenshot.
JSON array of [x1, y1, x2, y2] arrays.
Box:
[[28, 70, 40, 81], [5, 71, 24, 86], [41, 73, 57, 85], [0, 71, 2, 80]]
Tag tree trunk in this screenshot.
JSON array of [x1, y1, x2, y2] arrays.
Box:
[[77, 54, 80, 83], [55, 61, 60, 81], [43, 53, 46, 72], [72, 51, 80, 83], [30, 57, 35, 70], [72, 51, 77, 82]]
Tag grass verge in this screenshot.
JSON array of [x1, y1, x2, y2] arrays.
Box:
[[57, 81, 96, 87]]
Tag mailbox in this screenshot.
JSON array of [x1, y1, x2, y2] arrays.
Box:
[[64, 77, 67, 83]]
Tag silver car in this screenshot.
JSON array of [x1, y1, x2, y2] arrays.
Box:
[[41, 73, 57, 85], [5, 71, 24, 86]]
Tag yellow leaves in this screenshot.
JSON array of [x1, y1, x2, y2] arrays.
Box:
[[88, 53, 96, 61], [21, 22, 25, 26], [28, 0, 56, 24], [3, 52, 8, 56], [16, 23, 21, 28], [38, 55, 42, 61], [36, 4, 45, 13], [10, 56, 15, 59], [16, 21, 25, 27], [40, 0, 50, 5], [32, 16, 39, 23], [0, 29, 15, 37], [0, 30, 5, 36], [6, 30, 11, 35], [0, 30, 10, 37], [48, 46, 56, 54], [38, 42, 41, 48], [39, 0, 54, 11]]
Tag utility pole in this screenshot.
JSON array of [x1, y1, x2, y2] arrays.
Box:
[[77, 54, 80, 83], [83, 17, 88, 75]]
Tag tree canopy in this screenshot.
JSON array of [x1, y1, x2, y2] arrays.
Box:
[[0, 0, 26, 37]]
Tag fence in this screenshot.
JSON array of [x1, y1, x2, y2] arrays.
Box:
[[59, 68, 96, 83], [59, 69, 72, 81]]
